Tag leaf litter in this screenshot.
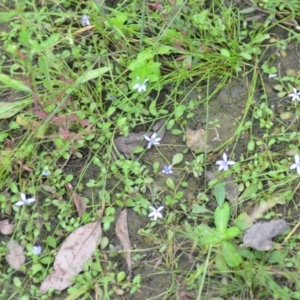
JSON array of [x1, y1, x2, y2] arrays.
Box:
[[40, 220, 102, 293], [115, 208, 132, 276], [243, 219, 289, 251], [6, 240, 25, 270], [66, 183, 87, 217], [0, 219, 14, 235]]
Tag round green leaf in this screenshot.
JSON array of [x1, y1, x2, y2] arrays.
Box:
[[172, 153, 183, 165]]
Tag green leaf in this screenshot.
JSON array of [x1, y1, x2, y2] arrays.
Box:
[[76, 67, 110, 84], [213, 183, 225, 207], [247, 139, 255, 151], [13, 276, 22, 287], [0, 74, 32, 93], [196, 224, 221, 246], [46, 236, 57, 248], [215, 252, 229, 272], [224, 226, 240, 239], [214, 202, 230, 234], [0, 11, 19, 23], [199, 229, 221, 245], [149, 100, 158, 116], [117, 271, 126, 283], [239, 52, 252, 60], [0, 100, 31, 119], [239, 183, 259, 200], [172, 153, 183, 165], [100, 237, 109, 249], [235, 212, 253, 231], [166, 178, 175, 190], [133, 146, 144, 154], [191, 204, 209, 214], [221, 241, 242, 267], [220, 48, 231, 58]]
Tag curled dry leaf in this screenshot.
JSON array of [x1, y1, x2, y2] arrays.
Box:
[[114, 119, 165, 158], [66, 183, 87, 217], [243, 219, 289, 251], [0, 219, 14, 235], [6, 240, 25, 270], [40, 220, 102, 293], [115, 208, 132, 274], [185, 127, 214, 152]]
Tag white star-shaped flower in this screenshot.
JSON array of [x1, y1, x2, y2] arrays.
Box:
[[144, 132, 161, 149], [148, 206, 164, 220], [14, 193, 36, 206], [133, 77, 148, 93], [288, 88, 300, 102], [81, 14, 90, 26], [290, 155, 300, 176], [215, 153, 235, 171]]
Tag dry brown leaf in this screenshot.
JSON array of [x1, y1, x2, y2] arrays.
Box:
[[40, 220, 102, 293], [6, 240, 25, 270], [0, 219, 14, 235], [66, 183, 87, 217], [115, 208, 132, 274], [73, 193, 87, 217], [185, 127, 214, 152], [243, 219, 289, 251]]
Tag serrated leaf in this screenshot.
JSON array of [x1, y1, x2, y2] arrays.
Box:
[[0, 100, 31, 119], [0, 74, 32, 93], [172, 153, 183, 165], [76, 67, 110, 84]]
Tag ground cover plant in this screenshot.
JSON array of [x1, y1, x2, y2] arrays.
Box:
[[1, 0, 300, 299]]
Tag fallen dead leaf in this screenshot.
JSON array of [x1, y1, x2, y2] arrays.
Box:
[[66, 183, 87, 217], [114, 119, 165, 158], [185, 127, 214, 152], [40, 220, 102, 293], [243, 219, 289, 251], [6, 240, 25, 270], [0, 219, 14, 235], [115, 208, 132, 275]]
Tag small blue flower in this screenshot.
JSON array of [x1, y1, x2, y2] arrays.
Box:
[[32, 245, 42, 255], [81, 14, 90, 26], [42, 167, 51, 176], [162, 165, 173, 174]]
